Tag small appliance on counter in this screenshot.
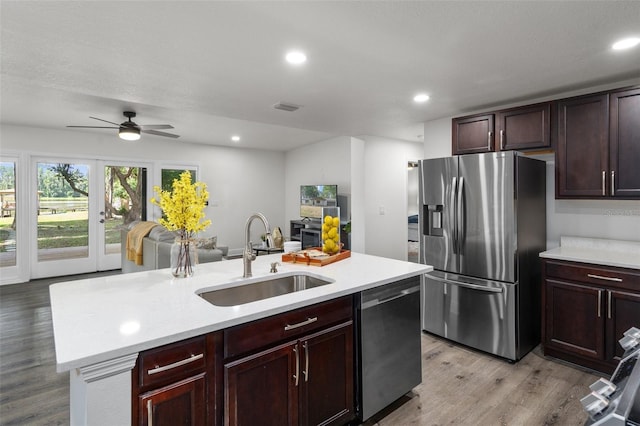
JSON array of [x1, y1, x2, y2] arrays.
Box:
[[582, 327, 640, 425]]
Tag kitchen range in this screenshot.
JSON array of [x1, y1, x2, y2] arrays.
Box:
[[419, 151, 546, 361]]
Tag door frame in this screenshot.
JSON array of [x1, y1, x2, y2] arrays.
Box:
[[30, 157, 98, 279], [0, 152, 27, 284], [97, 160, 153, 271]]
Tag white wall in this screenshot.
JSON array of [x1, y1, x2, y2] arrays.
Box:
[[422, 117, 451, 159], [362, 136, 423, 260], [284, 136, 352, 237], [0, 124, 286, 275], [283, 134, 421, 258], [349, 137, 365, 253]]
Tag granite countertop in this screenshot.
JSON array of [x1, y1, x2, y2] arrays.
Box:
[[539, 236, 640, 270], [50, 252, 432, 372]]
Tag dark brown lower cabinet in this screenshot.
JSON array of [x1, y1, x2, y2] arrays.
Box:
[[140, 374, 206, 426], [133, 297, 355, 426], [542, 259, 640, 374], [132, 334, 218, 426], [224, 322, 354, 426]]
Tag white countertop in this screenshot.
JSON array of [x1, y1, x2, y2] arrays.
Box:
[[50, 252, 432, 372], [539, 236, 640, 270]]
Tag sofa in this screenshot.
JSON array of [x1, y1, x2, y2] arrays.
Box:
[[120, 224, 228, 274]]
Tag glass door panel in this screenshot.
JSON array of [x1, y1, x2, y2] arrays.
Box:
[[36, 162, 90, 261], [98, 162, 148, 270], [0, 160, 17, 268], [32, 160, 95, 278]]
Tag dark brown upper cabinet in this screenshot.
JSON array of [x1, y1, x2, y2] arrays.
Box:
[[609, 88, 640, 198], [452, 113, 495, 155], [496, 102, 551, 151], [556, 87, 640, 199], [452, 102, 551, 155]]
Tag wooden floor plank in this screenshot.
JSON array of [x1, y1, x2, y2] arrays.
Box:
[[1, 273, 602, 425]]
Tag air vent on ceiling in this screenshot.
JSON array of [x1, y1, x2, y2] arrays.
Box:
[[273, 102, 302, 112]]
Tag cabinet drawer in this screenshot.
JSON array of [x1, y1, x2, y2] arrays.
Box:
[[544, 260, 640, 290], [224, 296, 353, 359], [138, 336, 207, 389]]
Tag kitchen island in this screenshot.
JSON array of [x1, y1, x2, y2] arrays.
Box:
[[50, 252, 431, 425]]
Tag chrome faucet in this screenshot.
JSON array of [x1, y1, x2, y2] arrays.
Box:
[[243, 213, 274, 278]]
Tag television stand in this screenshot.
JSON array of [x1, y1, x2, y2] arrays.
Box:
[[290, 219, 321, 242]]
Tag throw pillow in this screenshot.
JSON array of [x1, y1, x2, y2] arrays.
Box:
[[196, 236, 217, 250]]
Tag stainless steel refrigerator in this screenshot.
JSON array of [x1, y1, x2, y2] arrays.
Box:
[[419, 151, 546, 361]]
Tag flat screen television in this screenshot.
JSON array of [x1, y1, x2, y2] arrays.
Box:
[[300, 184, 338, 219]]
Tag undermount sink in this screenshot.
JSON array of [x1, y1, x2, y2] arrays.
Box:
[[198, 273, 334, 306]]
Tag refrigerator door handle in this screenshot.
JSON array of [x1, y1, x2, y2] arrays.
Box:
[[424, 273, 504, 293], [457, 177, 465, 253], [451, 176, 458, 254]]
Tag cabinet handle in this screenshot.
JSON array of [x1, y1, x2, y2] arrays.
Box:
[[487, 131, 493, 151], [147, 353, 203, 375], [500, 130, 505, 151], [147, 399, 153, 426], [597, 290, 602, 318], [284, 317, 318, 331], [611, 170, 615, 196], [303, 341, 309, 382], [607, 291, 612, 320], [293, 345, 299, 386], [602, 171, 606, 196], [587, 273, 622, 283]]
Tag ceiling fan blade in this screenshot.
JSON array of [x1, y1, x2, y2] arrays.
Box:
[[67, 125, 119, 129], [141, 129, 180, 138], [139, 124, 174, 130], [89, 116, 121, 126]]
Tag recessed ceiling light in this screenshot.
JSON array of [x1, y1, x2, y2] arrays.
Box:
[[231, 135, 240, 142], [413, 93, 430, 103], [612, 37, 640, 50], [285, 50, 307, 65]]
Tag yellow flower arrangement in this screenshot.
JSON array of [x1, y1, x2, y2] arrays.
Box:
[[150, 171, 211, 277], [151, 171, 211, 239]]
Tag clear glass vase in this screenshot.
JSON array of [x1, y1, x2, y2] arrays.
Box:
[[170, 238, 196, 278]]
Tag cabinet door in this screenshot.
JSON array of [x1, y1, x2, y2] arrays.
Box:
[[139, 374, 206, 426], [544, 279, 605, 360], [299, 322, 354, 426], [556, 94, 609, 198], [225, 341, 298, 426], [609, 88, 640, 198], [452, 114, 494, 155], [496, 102, 551, 151], [606, 290, 640, 362]]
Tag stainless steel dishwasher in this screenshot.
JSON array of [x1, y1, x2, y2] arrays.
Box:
[[355, 276, 422, 421]]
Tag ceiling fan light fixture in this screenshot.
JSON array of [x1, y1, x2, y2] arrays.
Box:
[[119, 126, 141, 141]]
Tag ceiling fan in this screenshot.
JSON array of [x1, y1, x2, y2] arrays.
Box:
[[67, 111, 179, 141]]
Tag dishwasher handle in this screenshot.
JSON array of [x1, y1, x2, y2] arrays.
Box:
[[425, 272, 504, 294], [361, 285, 420, 310]]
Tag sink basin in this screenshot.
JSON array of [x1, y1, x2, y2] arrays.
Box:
[[198, 273, 334, 306]]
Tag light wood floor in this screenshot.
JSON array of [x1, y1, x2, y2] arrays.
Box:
[[0, 273, 600, 425]]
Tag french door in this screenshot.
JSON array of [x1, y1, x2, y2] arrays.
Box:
[[30, 157, 151, 279]]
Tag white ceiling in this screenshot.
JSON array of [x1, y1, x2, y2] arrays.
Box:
[[1, 1, 639, 151]]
